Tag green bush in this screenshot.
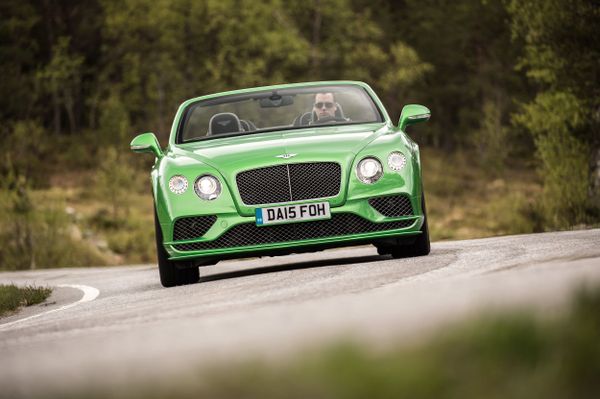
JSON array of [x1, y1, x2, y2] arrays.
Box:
[[93, 146, 138, 224], [0, 121, 52, 188], [0, 284, 53, 317], [514, 91, 591, 228], [0, 183, 108, 270], [105, 221, 155, 263], [472, 99, 511, 175]]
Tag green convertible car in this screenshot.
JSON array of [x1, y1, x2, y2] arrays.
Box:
[[131, 81, 431, 287]]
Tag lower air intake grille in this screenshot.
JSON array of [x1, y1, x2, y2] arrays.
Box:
[[368, 195, 414, 217], [173, 213, 414, 251], [173, 215, 217, 241]]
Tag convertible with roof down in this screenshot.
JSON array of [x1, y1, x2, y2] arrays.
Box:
[[131, 81, 431, 287]]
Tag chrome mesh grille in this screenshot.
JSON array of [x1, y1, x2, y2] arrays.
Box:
[[173, 213, 414, 251], [236, 165, 290, 205], [288, 163, 341, 202], [236, 162, 341, 205], [368, 195, 414, 217], [173, 215, 217, 241]]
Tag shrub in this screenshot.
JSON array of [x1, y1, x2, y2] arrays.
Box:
[[0, 179, 108, 270], [514, 91, 592, 228]]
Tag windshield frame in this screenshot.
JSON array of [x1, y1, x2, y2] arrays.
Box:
[[174, 83, 385, 144]]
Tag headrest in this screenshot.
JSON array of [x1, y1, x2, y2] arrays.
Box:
[[293, 112, 312, 127], [208, 112, 242, 135], [334, 102, 344, 119]]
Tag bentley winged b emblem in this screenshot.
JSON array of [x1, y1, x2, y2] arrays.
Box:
[[275, 153, 297, 159]]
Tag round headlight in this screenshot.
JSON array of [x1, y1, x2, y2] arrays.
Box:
[[194, 175, 221, 200], [388, 151, 407, 171], [356, 157, 383, 184], [168, 175, 188, 195]]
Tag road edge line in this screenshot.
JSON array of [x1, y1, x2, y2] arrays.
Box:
[[0, 284, 100, 330]]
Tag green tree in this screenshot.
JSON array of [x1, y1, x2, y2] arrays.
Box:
[[0, 121, 50, 187], [98, 92, 131, 147], [509, 0, 600, 227], [0, 1, 39, 123], [37, 37, 84, 134], [288, 0, 431, 115], [361, 0, 527, 151], [99, 0, 311, 140], [95, 146, 136, 224]]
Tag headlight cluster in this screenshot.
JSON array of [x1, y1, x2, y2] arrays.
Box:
[[194, 175, 221, 200], [168, 174, 222, 200], [356, 151, 407, 184], [356, 157, 383, 184]]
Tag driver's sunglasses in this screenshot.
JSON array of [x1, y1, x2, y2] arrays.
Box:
[[314, 102, 335, 109]]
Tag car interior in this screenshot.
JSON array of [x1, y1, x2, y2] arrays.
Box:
[[207, 102, 348, 136]]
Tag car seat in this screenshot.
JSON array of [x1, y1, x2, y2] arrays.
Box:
[[208, 113, 243, 135]]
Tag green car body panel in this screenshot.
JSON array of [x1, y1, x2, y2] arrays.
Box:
[[131, 81, 429, 263]]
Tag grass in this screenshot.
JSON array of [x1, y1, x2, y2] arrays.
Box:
[[0, 188, 114, 270], [30, 284, 600, 399], [0, 284, 53, 318], [422, 148, 543, 240]]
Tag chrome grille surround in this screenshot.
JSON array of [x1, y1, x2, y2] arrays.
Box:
[[368, 195, 414, 217], [173, 215, 217, 241], [173, 213, 414, 252], [236, 162, 341, 205]]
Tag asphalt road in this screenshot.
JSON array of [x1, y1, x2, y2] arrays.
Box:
[[1, 229, 599, 397]]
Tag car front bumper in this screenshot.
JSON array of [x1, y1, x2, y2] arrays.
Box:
[[163, 194, 424, 261]]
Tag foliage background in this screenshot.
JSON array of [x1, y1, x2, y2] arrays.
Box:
[[0, 0, 598, 270]]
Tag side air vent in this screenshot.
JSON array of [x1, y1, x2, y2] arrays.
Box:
[[368, 195, 413, 217], [173, 215, 217, 241], [173, 213, 414, 251]]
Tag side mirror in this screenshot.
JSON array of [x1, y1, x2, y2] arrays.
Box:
[[398, 104, 431, 131], [130, 132, 163, 159]]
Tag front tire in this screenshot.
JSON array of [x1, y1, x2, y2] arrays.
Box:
[[375, 194, 431, 258], [154, 208, 199, 287], [391, 194, 431, 258]]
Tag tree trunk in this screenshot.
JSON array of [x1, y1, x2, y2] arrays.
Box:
[[64, 87, 77, 134], [157, 75, 166, 140], [52, 88, 61, 134]]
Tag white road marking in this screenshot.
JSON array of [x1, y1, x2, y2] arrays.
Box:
[[0, 284, 100, 330]]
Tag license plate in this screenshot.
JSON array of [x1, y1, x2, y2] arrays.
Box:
[[255, 202, 331, 226]]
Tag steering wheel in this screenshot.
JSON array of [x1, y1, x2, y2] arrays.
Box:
[[312, 115, 347, 125]]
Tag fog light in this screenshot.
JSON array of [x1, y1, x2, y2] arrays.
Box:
[[168, 175, 188, 195], [388, 151, 407, 171]]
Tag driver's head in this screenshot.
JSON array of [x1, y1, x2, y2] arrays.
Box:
[[313, 93, 337, 120]]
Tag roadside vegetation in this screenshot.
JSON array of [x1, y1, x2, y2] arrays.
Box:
[[0, 0, 597, 271], [0, 146, 544, 270], [34, 284, 598, 399], [0, 284, 53, 318]]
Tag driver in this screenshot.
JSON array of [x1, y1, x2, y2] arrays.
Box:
[[312, 92, 338, 123]]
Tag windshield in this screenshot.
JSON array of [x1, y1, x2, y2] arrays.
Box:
[[177, 85, 383, 143]]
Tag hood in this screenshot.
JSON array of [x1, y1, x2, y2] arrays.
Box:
[[175, 123, 389, 172]]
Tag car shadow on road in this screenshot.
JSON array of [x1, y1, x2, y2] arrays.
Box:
[[199, 254, 390, 283]]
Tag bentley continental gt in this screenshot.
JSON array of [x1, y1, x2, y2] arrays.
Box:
[[131, 81, 431, 287]]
